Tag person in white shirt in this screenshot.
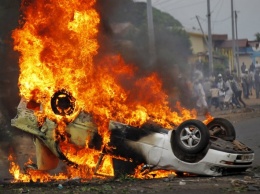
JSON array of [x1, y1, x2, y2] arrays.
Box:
[[216, 74, 225, 109], [241, 69, 250, 99], [223, 77, 234, 109], [209, 84, 220, 110], [193, 79, 208, 115]]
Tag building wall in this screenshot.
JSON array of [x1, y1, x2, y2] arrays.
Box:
[[187, 31, 257, 74], [218, 48, 254, 73], [239, 55, 253, 69], [189, 34, 207, 54]]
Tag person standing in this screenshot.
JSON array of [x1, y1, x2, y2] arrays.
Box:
[[216, 74, 225, 109], [241, 69, 249, 99], [241, 62, 246, 74], [255, 69, 260, 99], [249, 62, 255, 72], [255, 61, 260, 70], [248, 69, 254, 96]]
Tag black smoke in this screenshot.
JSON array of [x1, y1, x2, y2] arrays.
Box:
[[95, 0, 192, 108], [0, 0, 21, 139], [0, 0, 22, 169]]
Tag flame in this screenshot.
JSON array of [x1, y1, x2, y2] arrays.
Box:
[[132, 164, 177, 179], [203, 112, 214, 125], [10, 0, 200, 182], [8, 154, 95, 182]]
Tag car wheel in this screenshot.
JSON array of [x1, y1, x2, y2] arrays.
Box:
[[171, 119, 210, 154], [207, 118, 236, 141]]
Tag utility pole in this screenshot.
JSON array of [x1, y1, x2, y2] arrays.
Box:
[[195, 15, 208, 46], [147, 0, 156, 67], [231, 0, 237, 74], [207, 0, 213, 75], [235, 10, 240, 77]]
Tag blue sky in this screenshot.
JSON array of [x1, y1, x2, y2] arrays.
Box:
[[134, 0, 260, 40]]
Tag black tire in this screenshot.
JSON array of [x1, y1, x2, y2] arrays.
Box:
[[206, 118, 236, 141], [171, 119, 210, 154]]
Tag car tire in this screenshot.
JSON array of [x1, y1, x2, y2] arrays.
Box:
[[171, 119, 210, 154], [207, 118, 236, 141]]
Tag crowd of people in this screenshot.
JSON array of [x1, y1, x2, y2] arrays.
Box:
[[189, 61, 260, 115]]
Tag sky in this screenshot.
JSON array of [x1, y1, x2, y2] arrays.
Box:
[[134, 0, 260, 41]]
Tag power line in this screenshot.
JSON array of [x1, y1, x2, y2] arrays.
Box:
[[162, 0, 205, 12], [151, 0, 159, 5], [155, 0, 199, 7], [154, 0, 175, 7], [211, 0, 222, 13], [213, 0, 224, 22], [196, 15, 231, 24]]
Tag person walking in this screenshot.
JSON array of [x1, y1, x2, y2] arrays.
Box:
[[193, 79, 208, 115], [223, 77, 234, 109], [209, 84, 220, 111], [229, 75, 246, 108], [216, 74, 225, 110], [241, 69, 250, 99]]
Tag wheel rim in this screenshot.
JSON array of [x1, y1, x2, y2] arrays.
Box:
[[179, 125, 201, 148]]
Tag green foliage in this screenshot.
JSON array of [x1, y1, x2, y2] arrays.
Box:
[[212, 51, 229, 75], [213, 62, 226, 75], [152, 8, 182, 27], [255, 32, 260, 42], [194, 50, 229, 77]]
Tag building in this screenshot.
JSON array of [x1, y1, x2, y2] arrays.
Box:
[[186, 28, 228, 75], [186, 28, 208, 65], [186, 28, 258, 76]]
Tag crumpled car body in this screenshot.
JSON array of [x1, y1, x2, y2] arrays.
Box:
[[11, 98, 254, 177]]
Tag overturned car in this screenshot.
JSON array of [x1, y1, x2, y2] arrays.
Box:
[[11, 91, 254, 178]]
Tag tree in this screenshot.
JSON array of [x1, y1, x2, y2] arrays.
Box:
[[255, 32, 260, 42]]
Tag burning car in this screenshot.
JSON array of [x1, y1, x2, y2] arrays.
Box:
[[10, 89, 254, 179], [9, 0, 254, 182]]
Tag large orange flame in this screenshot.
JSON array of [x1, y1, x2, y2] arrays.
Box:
[[10, 0, 198, 182]]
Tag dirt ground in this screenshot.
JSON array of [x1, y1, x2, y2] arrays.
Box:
[[1, 170, 260, 194], [1, 103, 260, 193]]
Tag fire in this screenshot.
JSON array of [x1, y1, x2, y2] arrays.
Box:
[[10, 0, 199, 182], [132, 164, 178, 179], [203, 112, 214, 125], [8, 154, 94, 182]]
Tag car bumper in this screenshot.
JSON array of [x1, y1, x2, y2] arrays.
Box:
[[156, 148, 254, 176]]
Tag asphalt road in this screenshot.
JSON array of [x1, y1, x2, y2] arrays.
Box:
[[234, 117, 260, 167]]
